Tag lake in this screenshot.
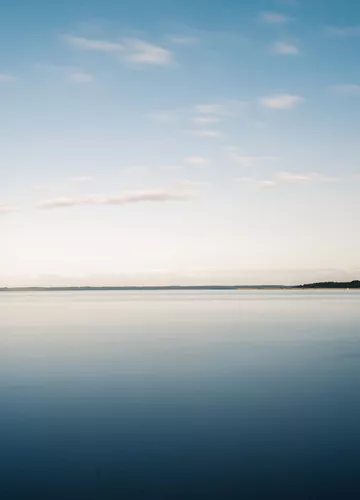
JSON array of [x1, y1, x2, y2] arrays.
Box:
[[1, 290, 360, 499]]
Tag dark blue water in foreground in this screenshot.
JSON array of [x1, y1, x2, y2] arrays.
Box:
[[1, 290, 360, 499]]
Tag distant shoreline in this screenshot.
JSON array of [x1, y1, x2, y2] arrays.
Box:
[[0, 281, 359, 292], [0, 285, 286, 292]]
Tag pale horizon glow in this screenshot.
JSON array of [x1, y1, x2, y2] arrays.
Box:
[[1, 0, 359, 286]]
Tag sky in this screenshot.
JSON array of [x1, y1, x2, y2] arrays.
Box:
[[1, 0, 360, 286]]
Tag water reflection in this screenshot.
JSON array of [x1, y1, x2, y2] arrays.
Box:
[[1, 291, 360, 499]]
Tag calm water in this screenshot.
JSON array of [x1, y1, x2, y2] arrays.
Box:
[[1, 290, 360, 499]]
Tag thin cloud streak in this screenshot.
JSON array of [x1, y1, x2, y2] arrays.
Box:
[[272, 42, 299, 55], [189, 130, 222, 138], [193, 116, 220, 125], [195, 100, 246, 116], [0, 203, 18, 214], [331, 84, 360, 95], [327, 26, 360, 37], [64, 35, 123, 52], [36, 188, 194, 210], [67, 71, 94, 83], [184, 156, 211, 165], [260, 94, 304, 109], [228, 148, 280, 167], [0, 74, 17, 82], [276, 172, 312, 183], [237, 172, 340, 189], [259, 180, 277, 187], [123, 38, 173, 66], [260, 12, 289, 24], [64, 35, 173, 66]]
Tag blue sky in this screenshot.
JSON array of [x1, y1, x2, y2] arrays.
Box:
[[1, 0, 360, 285]]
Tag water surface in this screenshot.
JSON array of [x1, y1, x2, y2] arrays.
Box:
[[1, 290, 360, 499]]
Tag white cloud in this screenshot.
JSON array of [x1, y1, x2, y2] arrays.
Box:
[[195, 100, 246, 116], [260, 12, 289, 23], [64, 34, 173, 67], [238, 172, 341, 189], [41, 64, 94, 84], [331, 84, 360, 95], [231, 155, 262, 168], [189, 129, 222, 138], [260, 94, 304, 109], [64, 35, 123, 52], [259, 180, 277, 188], [0, 74, 17, 82], [184, 156, 211, 165], [272, 42, 299, 55], [169, 36, 200, 45], [228, 148, 280, 167], [36, 187, 193, 210], [123, 38, 173, 66], [71, 176, 93, 183], [276, 172, 312, 183], [67, 71, 94, 83], [327, 26, 360, 37], [0, 203, 18, 214], [193, 116, 220, 125], [237, 178, 277, 189]]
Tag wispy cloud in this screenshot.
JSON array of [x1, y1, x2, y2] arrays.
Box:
[[42, 64, 94, 84], [260, 12, 290, 24], [64, 35, 174, 67], [189, 130, 222, 138], [192, 116, 220, 125], [312, 174, 340, 183], [0, 74, 17, 82], [64, 35, 123, 52], [147, 111, 176, 122], [237, 178, 277, 190], [275, 172, 339, 184], [36, 187, 193, 210], [149, 101, 245, 128], [272, 42, 299, 55], [67, 71, 94, 83], [0, 203, 18, 214], [238, 171, 337, 189], [123, 38, 173, 66], [260, 94, 304, 109], [331, 84, 360, 95], [259, 180, 277, 188], [184, 156, 211, 165], [228, 148, 280, 167], [327, 26, 360, 37], [169, 36, 200, 45], [195, 100, 246, 117], [275, 172, 312, 183]]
